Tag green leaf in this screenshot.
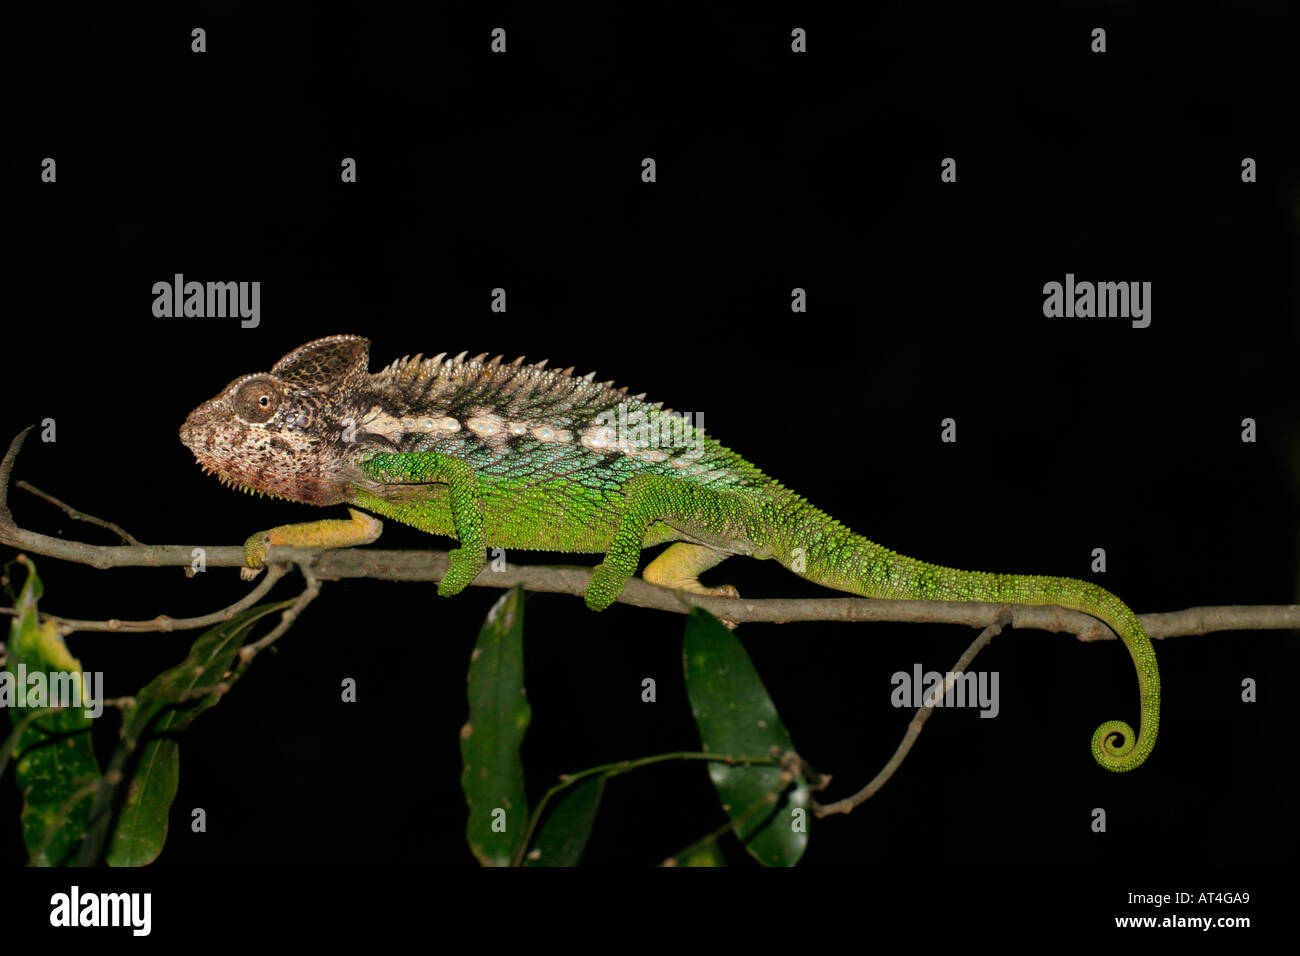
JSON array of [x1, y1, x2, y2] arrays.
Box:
[[524, 776, 605, 867], [683, 608, 809, 867], [105, 601, 290, 867], [4, 558, 102, 866], [677, 841, 727, 867], [460, 587, 531, 866]]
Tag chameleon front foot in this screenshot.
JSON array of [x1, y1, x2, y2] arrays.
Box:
[[437, 546, 487, 597], [240, 507, 382, 579], [241, 530, 273, 581], [584, 561, 631, 612]]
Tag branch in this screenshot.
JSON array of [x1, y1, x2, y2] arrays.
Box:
[[16, 480, 141, 545], [0, 565, 289, 636], [3, 429, 1299, 639], [235, 567, 321, 668], [812, 610, 1012, 817]]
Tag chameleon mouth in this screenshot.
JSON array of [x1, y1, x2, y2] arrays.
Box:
[[181, 419, 346, 506], [194, 459, 280, 499], [182, 419, 287, 501], [189, 452, 346, 506]]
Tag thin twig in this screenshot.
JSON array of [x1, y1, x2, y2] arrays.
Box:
[[118, 575, 319, 707], [0, 426, 31, 527], [16, 480, 141, 545], [31, 565, 287, 636], [812, 609, 1013, 818], [234, 566, 321, 670]]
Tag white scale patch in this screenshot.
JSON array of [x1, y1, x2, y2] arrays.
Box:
[[532, 425, 573, 443], [465, 413, 507, 436], [577, 425, 682, 465], [359, 410, 464, 440], [354, 406, 683, 466]]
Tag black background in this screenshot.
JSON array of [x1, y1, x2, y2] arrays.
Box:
[[2, 0, 1297, 906]]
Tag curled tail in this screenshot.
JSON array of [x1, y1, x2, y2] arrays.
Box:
[[998, 573, 1159, 772], [771, 510, 1159, 771]]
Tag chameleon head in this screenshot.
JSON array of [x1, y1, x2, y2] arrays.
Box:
[[180, 335, 372, 506]]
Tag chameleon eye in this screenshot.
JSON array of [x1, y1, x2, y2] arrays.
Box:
[[234, 378, 281, 423]]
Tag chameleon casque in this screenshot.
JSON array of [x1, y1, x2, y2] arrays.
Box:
[[180, 334, 1159, 772]]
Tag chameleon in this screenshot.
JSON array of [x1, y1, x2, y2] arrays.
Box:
[[180, 334, 1159, 771]]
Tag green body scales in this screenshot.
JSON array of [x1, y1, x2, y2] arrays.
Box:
[[181, 335, 1159, 771]]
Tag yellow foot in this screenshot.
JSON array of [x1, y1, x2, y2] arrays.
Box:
[[642, 542, 742, 626], [240, 508, 382, 580]]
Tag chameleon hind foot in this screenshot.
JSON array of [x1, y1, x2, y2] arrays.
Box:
[[643, 542, 734, 595], [582, 560, 740, 618], [643, 542, 741, 627]]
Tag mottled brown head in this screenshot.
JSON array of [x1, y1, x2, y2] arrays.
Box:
[[180, 335, 371, 505]]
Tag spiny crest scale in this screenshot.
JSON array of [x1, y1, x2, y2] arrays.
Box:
[[348, 336, 667, 422]]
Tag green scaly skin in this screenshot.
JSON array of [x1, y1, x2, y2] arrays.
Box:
[[181, 335, 1159, 771]]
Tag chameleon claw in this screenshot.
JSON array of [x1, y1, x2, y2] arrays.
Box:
[[706, 584, 741, 629]]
